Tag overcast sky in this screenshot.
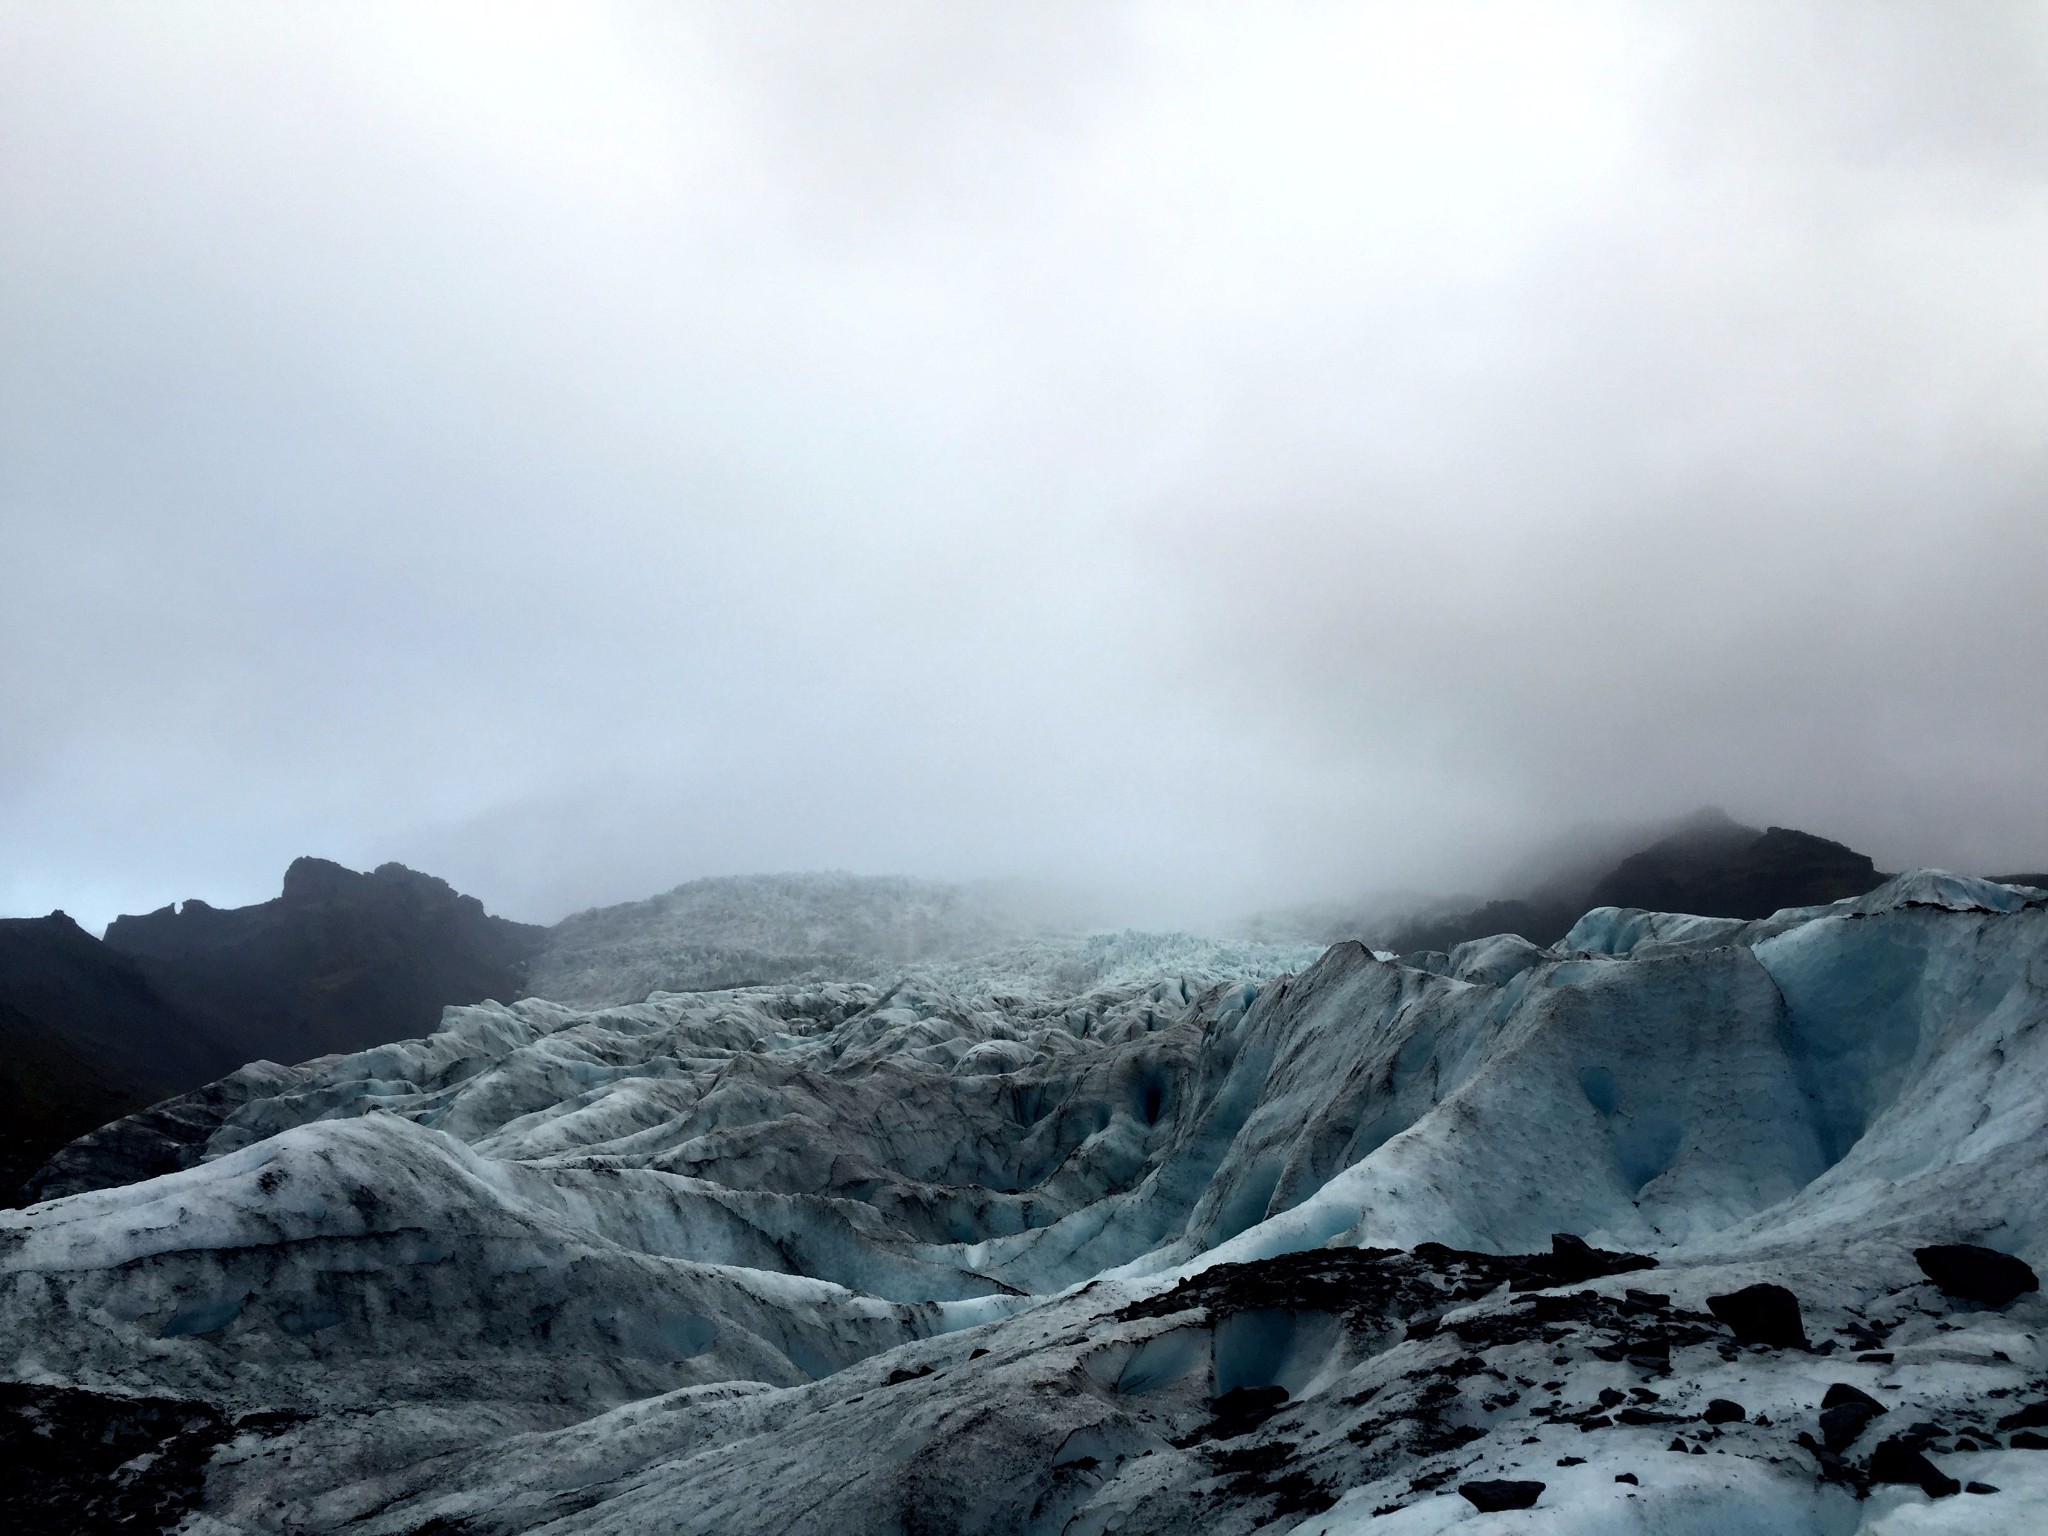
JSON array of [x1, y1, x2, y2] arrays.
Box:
[[4, 2, 2046, 932]]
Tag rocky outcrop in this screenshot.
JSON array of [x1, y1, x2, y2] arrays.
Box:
[[0, 913, 236, 1089], [0, 913, 237, 1203], [0, 1381, 248, 1536], [104, 857, 547, 1063], [1368, 809, 1893, 957], [1915, 1243, 2040, 1307], [1583, 815, 1882, 920], [1705, 1283, 1808, 1350], [4, 862, 544, 1202]]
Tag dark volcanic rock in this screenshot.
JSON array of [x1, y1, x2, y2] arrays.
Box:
[[0, 913, 237, 1204], [1207, 1433, 1337, 1515], [1994, 1400, 2048, 1432], [1914, 1244, 2040, 1307], [1459, 1479, 1544, 1511], [1868, 1435, 1960, 1498], [1196, 1392, 1294, 1458], [1542, 1232, 1658, 1286], [1616, 1407, 1685, 1426], [1702, 1398, 1746, 1424], [0, 1380, 238, 1534], [1203, 1385, 1289, 1442], [1118, 1240, 1657, 1333], [1585, 816, 1881, 920], [1368, 810, 1888, 956], [1457, 1286, 1721, 1369], [11, 860, 543, 1204], [1819, 1383, 1887, 1452], [1706, 1283, 1807, 1349], [104, 858, 548, 1066]]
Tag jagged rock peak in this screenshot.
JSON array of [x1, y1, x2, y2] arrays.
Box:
[[279, 856, 463, 906], [100, 857, 547, 1069]]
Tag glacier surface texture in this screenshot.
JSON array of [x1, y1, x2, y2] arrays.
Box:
[[5, 880, 2048, 1533]]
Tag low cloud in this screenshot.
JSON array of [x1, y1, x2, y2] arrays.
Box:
[[4, 2, 2045, 930]]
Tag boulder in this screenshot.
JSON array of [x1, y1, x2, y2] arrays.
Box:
[[1868, 1436, 1960, 1498], [1818, 1383, 1886, 1452], [1705, 1283, 1807, 1349], [1997, 1401, 2048, 1431], [1459, 1480, 1544, 1512], [1914, 1244, 2040, 1307]]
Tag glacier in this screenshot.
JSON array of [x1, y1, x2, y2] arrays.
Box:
[[4, 881, 2047, 1533]]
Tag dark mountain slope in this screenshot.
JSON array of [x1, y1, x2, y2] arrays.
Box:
[[1378, 810, 1890, 956], [1584, 816, 1881, 919], [104, 857, 548, 1064], [0, 1001, 153, 1208], [4, 862, 544, 1202], [0, 912, 241, 1086], [0, 914, 237, 1203]]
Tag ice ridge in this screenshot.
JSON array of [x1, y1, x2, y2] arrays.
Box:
[[4, 883, 2047, 1533]]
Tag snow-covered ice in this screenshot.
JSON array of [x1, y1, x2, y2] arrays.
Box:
[[6, 877, 2047, 1532]]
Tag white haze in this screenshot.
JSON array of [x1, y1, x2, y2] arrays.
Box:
[[3, 2, 2046, 932]]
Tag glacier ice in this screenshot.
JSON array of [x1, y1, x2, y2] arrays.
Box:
[[5, 882, 2048, 1533]]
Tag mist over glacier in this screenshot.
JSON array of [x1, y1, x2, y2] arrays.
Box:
[[6, 10, 2048, 1529], [5, 2, 2048, 932]]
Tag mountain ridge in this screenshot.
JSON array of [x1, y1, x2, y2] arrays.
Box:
[[104, 855, 549, 1063], [1325, 810, 1897, 957]]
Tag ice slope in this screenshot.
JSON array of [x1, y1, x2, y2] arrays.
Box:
[[182, 1236, 2048, 1536], [3, 1114, 937, 1408], [524, 871, 1079, 1005], [1175, 872, 2048, 1267], [5, 880, 2048, 1533], [31, 933, 1324, 1291], [2, 938, 1318, 1474]]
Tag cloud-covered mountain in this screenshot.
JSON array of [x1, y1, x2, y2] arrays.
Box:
[[1269, 809, 1893, 959]]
